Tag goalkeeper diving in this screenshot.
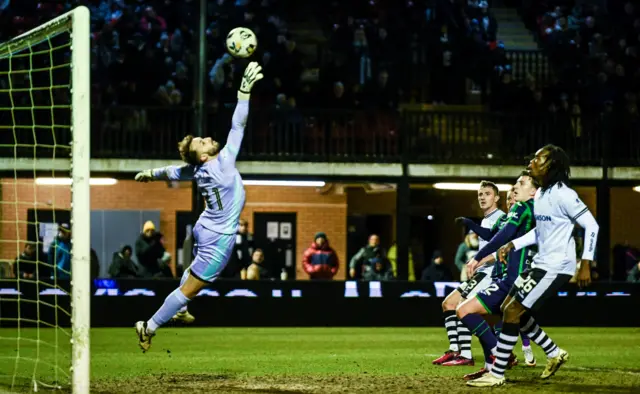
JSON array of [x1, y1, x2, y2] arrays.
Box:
[[133, 62, 263, 352]]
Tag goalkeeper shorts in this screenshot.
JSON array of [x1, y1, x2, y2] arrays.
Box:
[[189, 222, 236, 282]]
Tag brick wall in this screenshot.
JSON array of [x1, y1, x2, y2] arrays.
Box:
[[0, 179, 192, 263], [243, 186, 347, 279], [347, 187, 397, 235], [0, 179, 347, 280], [1, 178, 636, 279]]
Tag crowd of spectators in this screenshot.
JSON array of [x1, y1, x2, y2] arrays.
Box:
[[492, 1, 640, 119], [0, 0, 300, 108], [0, 0, 413, 112], [428, 0, 507, 104]]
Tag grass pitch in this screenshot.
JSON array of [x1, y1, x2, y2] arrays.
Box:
[[1, 327, 639, 393]]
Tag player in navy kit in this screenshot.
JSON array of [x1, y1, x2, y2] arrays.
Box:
[[457, 172, 538, 381], [468, 145, 599, 387], [133, 62, 263, 352]]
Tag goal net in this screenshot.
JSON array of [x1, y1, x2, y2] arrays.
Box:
[[0, 6, 90, 394]]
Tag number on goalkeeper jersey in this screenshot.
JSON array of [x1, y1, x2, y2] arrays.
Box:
[[202, 187, 223, 210]]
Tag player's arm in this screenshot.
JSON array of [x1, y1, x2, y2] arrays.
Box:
[[219, 62, 263, 167], [135, 164, 195, 182], [511, 229, 537, 251], [468, 215, 521, 276], [470, 204, 526, 269], [474, 221, 519, 262], [480, 254, 495, 265], [575, 212, 599, 260], [498, 228, 537, 264], [455, 217, 495, 240], [558, 191, 599, 261], [560, 191, 599, 287]]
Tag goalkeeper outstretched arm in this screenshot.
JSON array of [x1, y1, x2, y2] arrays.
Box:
[[135, 164, 195, 182], [135, 62, 263, 182], [220, 61, 263, 168]]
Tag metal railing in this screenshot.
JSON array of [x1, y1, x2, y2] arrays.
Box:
[[504, 49, 551, 84], [91, 106, 195, 159], [405, 110, 607, 166], [1, 106, 634, 167], [89, 107, 401, 163]]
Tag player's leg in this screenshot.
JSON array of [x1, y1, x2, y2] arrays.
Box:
[[136, 226, 236, 352], [519, 324, 536, 366], [135, 272, 208, 352], [496, 294, 533, 366], [519, 312, 562, 374], [451, 271, 491, 364], [503, 272, 559, 366], [433, 288, 463, 364], [171, 268, 196, 324], [468, 268, 571, 387], [455, 291, 497, 377]]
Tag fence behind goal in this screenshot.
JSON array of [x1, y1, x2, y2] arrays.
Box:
[[0, 6, 90, 394]]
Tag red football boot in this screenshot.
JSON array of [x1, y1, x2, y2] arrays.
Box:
[[432, 350, 459, 365], [442, 356, 475, 366], [464, 368, 489, 380]]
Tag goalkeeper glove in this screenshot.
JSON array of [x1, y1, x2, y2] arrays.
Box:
[[134, 169, 153, 183], [238, 61, 264, 100]]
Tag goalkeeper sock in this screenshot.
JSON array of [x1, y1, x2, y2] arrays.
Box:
[[177, 269, 190, 313], [147, 288, 190, 334]]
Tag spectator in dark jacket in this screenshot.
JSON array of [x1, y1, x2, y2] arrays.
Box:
[[421, 250, 454, 282], [303, 232, 339, 280], [349, 234, 387, 279], [109, 245, 142, 278], [362, 251, 395, 281], [135, 221, 165, 277], [13, 243, 38, 279]]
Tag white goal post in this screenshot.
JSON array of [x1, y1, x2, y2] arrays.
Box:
[[0, 6, 91, 394]]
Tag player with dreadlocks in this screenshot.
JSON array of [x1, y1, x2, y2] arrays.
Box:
[[467, 145, 599, 387]]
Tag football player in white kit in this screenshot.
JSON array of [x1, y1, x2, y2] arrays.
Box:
[[468, 145, 598, 387], [433, 181, 505, 366]]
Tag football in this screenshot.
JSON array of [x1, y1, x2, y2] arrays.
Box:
[[226, 27, 258, 58]]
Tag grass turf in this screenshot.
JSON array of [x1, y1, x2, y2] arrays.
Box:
[[0, 327, 639, 393]]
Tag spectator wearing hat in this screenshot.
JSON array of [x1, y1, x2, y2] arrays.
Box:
[[302, 232, 340, 280], [135, 220, 166, 277], [49, 223, 72, 280], [421, 250, 454, 282]]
